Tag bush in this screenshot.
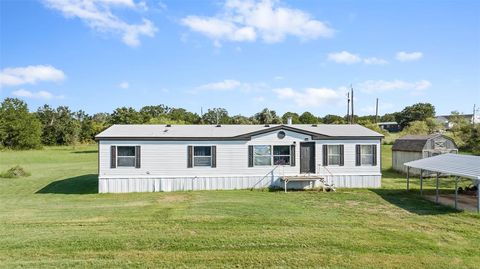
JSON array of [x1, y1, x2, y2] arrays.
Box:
[[0, 165, 30, 178]]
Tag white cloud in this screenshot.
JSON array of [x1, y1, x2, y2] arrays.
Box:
[[273, 87, 343, 107], [12, 89, 64, 99], [395, 51, 423, 62], [0, 65, 65, 87], [181, 0, 334, 45], [197, 79, 242, 91], [328, 51, 387, 65], [118, 81, 129, 89], [327, 51, 361, 64], [43, 0, 157, 47], [363, 57, 388, 65], [358, 79, 432, 94]]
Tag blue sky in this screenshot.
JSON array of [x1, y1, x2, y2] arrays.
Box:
[[1, 0, 479, 117]]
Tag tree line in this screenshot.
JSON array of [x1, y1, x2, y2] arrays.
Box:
[[0, 98, 478, 154]]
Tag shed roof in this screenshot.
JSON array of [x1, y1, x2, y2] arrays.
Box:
[[95, 124, 384, 141], [404, 154, 480, 181], [392, 134, 443, 152]]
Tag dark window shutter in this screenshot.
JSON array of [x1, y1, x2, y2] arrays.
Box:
[[290, 144, 296, 166], [355, 145, 361, 166], [135, 146, 141, 168], [339, 145, 345, 166], [322, 145, 328, 166], [211, 146, 217, 168], [372, 145, 377, 166], [110, 145, 116, 168], [187, 146, 193, 168], [248, 145, 254, 167]]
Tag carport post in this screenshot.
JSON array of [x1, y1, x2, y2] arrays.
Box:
[[477, 180, 479, 213], [454, 176, 458, 210], [406, 167, 410, 191], [435, 172, 439, 204], [420, 169, 423, 196]]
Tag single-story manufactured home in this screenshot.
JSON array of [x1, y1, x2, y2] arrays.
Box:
[[95, 124, 384, 193]]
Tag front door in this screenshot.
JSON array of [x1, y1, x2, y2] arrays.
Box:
[[300, 142, 316, 174]]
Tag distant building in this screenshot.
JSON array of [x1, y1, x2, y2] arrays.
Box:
[[435, 114, 480, 129], [392, 134, 458, 175], [377, 122, 401, 133]]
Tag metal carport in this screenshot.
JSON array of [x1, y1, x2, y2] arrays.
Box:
[[404, 153, 480, 213]]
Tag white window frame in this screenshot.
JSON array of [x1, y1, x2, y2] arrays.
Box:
[[360, 144, 375, 166], [116, 146, 136, 168], [193, 146, 212, 167], [253, 145, 291, 166], [327, 145, 341, 166]]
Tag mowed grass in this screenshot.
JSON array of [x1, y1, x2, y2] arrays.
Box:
[[0, 145, 479, 268]]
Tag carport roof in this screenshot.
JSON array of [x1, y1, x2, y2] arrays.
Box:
[[404, 153, 480, 181]]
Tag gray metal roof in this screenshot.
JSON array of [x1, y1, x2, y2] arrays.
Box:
[[95, 124, 384, 140], [392, 134, 443, 152], [404, 153, 480, 181]]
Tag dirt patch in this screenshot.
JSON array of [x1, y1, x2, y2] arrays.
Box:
[[425, 194, 478, 212]]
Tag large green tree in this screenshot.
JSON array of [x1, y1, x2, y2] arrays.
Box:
[[299, 112, 319, 124], [395, 103, 435, 129], [254, 108, 282, 124], [109, 107, 143, 124], [202, 108, 230, 124], [281, 112, 300, 124], [0, 98, 42, 149]]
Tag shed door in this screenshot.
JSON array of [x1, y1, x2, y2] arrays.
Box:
[[300, 142, 316, 174]]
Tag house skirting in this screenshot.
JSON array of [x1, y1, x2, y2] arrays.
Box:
[[98, 174, 381, 193]]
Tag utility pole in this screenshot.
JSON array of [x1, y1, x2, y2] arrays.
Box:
[[474, 104, 477, 125], [375, 98, 379, 123], [351, 85, 354, 124], [346, 92, 350, 124]]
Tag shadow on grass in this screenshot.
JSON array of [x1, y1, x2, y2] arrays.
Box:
[[370, 188, 459, 215], [72, 150, 98, 154], [36, 174, 98, 194]]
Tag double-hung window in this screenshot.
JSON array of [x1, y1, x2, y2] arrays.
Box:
[[254, 145, 272, 166], [360, 145, 374, 165], [193, 146, 212, 167], [253, 145, 291, 166], [117, 146, 136, 167], [327, 145, 341, 165], [273, 146, 290, 165]]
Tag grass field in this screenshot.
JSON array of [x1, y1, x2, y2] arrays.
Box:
[[0, 145, 479, 268]]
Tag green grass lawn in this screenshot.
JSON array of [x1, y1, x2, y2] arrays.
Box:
[[0, 145, 479, 268]]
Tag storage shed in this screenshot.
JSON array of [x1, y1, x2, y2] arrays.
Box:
[[392, 134, 457, 175]]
